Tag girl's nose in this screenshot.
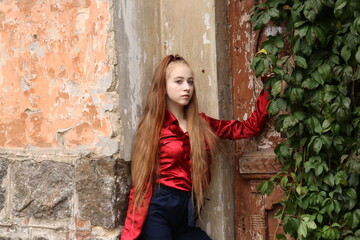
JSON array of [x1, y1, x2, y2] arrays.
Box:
[[184, 82, 191, 92]]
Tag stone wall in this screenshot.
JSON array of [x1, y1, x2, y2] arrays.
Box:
[[0, 155, 129, 239]]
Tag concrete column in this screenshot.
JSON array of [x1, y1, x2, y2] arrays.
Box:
[[115, 0, 162, 161], [114, 1, 233, 239], [160, 1, 234, 239]]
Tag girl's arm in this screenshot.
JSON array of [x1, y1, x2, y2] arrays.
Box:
[[201, 89, 269, 140], [120, 186, 152, 240]]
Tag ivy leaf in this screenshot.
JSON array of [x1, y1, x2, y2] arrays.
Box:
[[250, 56, 262, 70], [349, 174, 359, 187], [294, 152, 303, 169], [262, 12, 271, 25], [294, 20, 308, 28], [276, 98, 287, 110], [295, 24, 310, 38], [313, 137, 323, 154], [349, 209, 360, 229], [341, 45, 351, 62], [305, 159, 316, 173], [306, 116, 322, 134], [298, 220, 308, 237], [268, 8, 280, 18], [283, 218, 300, 237], [301, 40, 313, 56], [279, 144, 291, 158], [255, 60, 265, 77], [268, 100, 279, 116], [307, 220, 317, 229], [293, 111, 307, 120], [353, 17, 360, 34], [315, 164, 324, 176], [355, 47, 360, 64], [296, 55, 308, 68], [304, 9, 316, 23], [306, 26, 316, 45], [283, 115, 297, 128], [314, 26, 327, 46], [313, 71, 325, 86], [253, 13, 266, 30], [301, 77, 320, 89], [294, 38, 301, 54], [317, 213, 324, 223], [323, 85, 339, 102], [304, 0, 322, 22], [329, 54, 340, 65], [346, 188, 357, 200], [324, 173, 335, 187], [322, 119, 331, 133], [322, 225, 341, 240], [322, 0, 335, 7], [290, 87, 304, 103], [334, 0, 348, 18], [280, 175, 289, 188], [318, 64, 331, 81], [275, 234, 287, 240], [334, 200, 341, 214], [271, 80, 282, 97], [342, 66, 353, 82], [333, 136, 344, 152], [258, 180, 274, 195], [321, 135, 333, 148], [331, 123, 340, 135]]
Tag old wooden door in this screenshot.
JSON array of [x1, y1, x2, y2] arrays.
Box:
[[228, 1, 285, 239]]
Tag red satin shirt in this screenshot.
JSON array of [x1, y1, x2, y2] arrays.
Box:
[[120, 89, 269, 240]]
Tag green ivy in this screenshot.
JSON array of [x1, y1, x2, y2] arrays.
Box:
[[248, 0, 360, 239]]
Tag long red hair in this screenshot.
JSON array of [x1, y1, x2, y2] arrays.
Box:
[[131, 54, 219, 214]]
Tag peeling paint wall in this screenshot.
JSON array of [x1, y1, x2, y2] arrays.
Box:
[[0, 0, 128, 239], [0, 0, 117, 156]]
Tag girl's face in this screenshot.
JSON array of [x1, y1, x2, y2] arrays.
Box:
[[165, 63, 194, 110]]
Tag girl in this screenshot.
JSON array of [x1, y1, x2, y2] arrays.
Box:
[[120, 55, 269, 240]]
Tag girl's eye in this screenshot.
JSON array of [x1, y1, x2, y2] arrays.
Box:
[[175, 80, 183, 84], [187, 80, 194, 85]]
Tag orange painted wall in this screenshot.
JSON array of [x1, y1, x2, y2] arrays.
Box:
[[0, 0, 113, 150]]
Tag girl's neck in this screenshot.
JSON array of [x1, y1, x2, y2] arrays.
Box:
[[167, 106, 185, 122], [166, 106, 187, 132]]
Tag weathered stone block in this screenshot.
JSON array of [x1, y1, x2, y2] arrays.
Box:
[[13, 160, 73, 219], [76, 156, 130, 228], [0, 158, 9, 212], [30, 227, 67, 240], [0, 225, 27, 239], [114, 158, 131, 224], [0, 238, 22, 240]]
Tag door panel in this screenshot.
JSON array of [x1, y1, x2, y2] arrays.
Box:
[[228, 1, 285, 239]]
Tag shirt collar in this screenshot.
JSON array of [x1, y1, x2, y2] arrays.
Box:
[[163, 109, 178, 128]]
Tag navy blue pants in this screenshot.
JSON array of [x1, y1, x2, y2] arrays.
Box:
[[138, 185, 211, 240]]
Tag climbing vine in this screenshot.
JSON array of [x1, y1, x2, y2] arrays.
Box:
[[249, 0, 360, 239]]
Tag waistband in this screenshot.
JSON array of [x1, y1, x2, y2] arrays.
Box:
[[154, 183, 192, 196]]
